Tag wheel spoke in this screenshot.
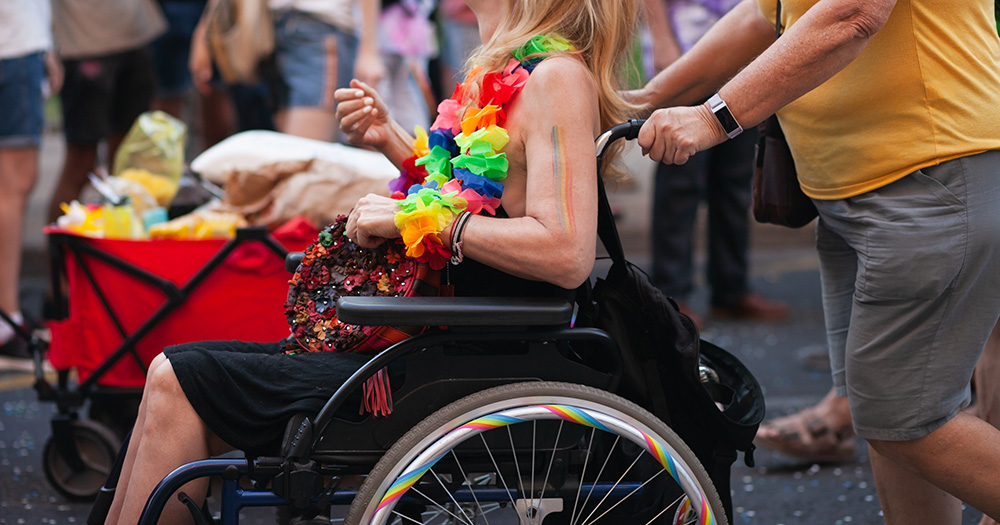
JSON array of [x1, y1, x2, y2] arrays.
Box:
[[568, 427, 596, 525], [530, 421, 536, 503], [583, 469, 664, 525], [571, 435, 618, 525], [578, 450, 644, 525], [534, 420, 564, 515], [354, 385, 721, 525], [507, 426, 527, 504], [429, 467, 475, 525], [479, 433, 519, 510], [643, 495, 681, 525], [449, 450, 492, 525], [411, 486, 474, 525]]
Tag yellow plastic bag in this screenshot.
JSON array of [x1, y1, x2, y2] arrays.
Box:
[[112, 111, 187, 207]]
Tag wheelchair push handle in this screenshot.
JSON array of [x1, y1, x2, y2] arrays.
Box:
[[595, 119, 645, 172]]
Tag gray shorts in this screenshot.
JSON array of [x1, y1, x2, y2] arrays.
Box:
[[814, 149, 1000, 441]]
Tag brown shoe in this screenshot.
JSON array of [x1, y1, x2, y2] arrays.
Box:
[[710, 293, 788, 321]]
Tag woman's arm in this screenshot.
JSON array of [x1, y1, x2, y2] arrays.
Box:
[[346, 58, 601, 289], [639, 0, 897, 164], [455, 58, 600, 289]]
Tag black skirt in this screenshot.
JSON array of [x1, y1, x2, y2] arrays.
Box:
[[166, 237, 575, 456], [166, 340, 371, 456]]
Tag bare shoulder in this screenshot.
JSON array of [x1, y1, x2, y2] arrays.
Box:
[[519, 56, 599, 119]]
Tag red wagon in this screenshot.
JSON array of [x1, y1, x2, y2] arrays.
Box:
[[36, 218, 317, 500]]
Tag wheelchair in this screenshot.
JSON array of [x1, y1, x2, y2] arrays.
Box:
[[134, 122, 748, 525]]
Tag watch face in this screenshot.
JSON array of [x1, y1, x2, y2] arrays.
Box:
[[714, 104, 741, 135]]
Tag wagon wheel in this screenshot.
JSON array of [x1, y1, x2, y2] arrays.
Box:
[[43, 419, 120, 500]]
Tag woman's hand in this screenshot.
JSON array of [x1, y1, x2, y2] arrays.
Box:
[[335, 80, 393, 149], [637, 103, 728, 164], [345, 194, 401, 249]]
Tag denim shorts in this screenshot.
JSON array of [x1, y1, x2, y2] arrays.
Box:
[[0, 52, 45, 148], [273, 10, 357, 110], [815, 149, 1000, 441]]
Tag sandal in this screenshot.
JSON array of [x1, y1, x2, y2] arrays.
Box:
[[754, 407, 857, 464]]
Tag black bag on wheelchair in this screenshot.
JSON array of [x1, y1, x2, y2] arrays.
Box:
[[582, 144, 765, 517]]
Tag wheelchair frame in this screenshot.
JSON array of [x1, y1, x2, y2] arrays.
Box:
[[135, 122, 732, 525]]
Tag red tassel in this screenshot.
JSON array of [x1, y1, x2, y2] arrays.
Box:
[[361, 367, 393, 417]]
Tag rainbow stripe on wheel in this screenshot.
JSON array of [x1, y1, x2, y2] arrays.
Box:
[[371, 404, 716, 525]]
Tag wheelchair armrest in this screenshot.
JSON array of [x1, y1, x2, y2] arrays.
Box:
[[335, 296, 574, 327], [285, 252, 304, 273]]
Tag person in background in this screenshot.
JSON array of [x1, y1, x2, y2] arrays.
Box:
[[630, 0, 1000, 520], [0, 0, 62, 363], [642, 0, 787, 327], [151, 0, 235, 150], [376, 0, 438, 133], [268, 0, 386, 141], [438, 0, 480, 89], [47, 0, 166, 223]]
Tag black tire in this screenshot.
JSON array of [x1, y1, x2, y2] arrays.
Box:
[[345, 382, 727, 525], [43, 419, 121, 501]]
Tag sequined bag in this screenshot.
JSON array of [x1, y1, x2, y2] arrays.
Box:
[[283, 215, 441, 355]]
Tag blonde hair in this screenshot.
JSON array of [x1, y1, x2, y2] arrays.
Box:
[[461, 0, 640, 174]]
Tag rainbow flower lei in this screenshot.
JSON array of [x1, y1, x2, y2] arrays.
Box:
[[391, 34, 573, 270]]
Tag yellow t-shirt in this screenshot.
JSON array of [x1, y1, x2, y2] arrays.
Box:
[[756, 0, 1000, 199]]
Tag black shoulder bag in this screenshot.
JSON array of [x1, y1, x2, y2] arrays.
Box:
[[582, 122, 766, 518], [751, 0, 818, 228]]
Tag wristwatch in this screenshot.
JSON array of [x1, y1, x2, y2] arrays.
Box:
[[707, 93, 744, 139]]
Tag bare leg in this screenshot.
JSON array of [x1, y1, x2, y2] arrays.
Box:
[[868, 443, 961, 524], [0, 147, 38, 314], [105, 354, 166, 524], [47, 143, 97, 223], [109, 355, 233, 524], [976, 321, 1000, 525], [869, 412, 1000, 522]]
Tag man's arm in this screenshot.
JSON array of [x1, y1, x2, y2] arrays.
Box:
[[638, 0, 897, 164], [634, 0, 774, 109]]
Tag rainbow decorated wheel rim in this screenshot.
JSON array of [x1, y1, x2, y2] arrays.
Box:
[[367, 403, 717, 525]]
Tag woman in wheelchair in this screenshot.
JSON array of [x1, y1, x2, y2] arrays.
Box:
[[106, 1, 648, 523]]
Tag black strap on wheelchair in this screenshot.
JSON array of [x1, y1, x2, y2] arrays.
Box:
[[586, 120, 674, 423]]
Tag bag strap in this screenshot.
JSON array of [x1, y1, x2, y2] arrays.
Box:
[[775, 0, 783, 40], [596, 177, 626, 267], [575, 121, 642, 323], [594, 121, 644, 269]]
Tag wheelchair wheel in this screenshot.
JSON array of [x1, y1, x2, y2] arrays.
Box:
[[43, 419, 120, 500], [345, 382, 727, 525]]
